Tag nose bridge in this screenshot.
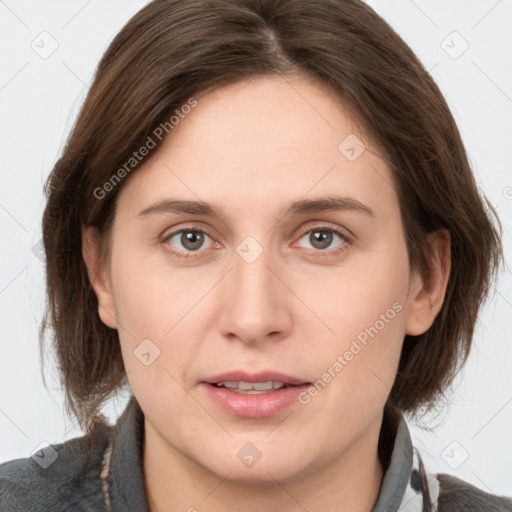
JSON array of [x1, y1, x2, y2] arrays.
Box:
[[219, 233, 290, 342], [232, 233, 279, 308]]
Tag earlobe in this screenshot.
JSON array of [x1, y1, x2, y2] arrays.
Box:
[[81, 226, 118, 329], [405, 229, 451, 336]]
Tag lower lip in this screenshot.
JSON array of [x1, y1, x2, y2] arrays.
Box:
[[201, 383, 310, 418]]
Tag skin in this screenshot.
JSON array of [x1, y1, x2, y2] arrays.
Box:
[[83, 75, 450, 512]]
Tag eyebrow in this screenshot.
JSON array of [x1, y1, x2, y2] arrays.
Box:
[[137, 195, 375, 220]]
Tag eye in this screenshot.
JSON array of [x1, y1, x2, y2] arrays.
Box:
[[161, 225, 350, 259], [162, 228, 215, 258], [296, 226, 349, 255]]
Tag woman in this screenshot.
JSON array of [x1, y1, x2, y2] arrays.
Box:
[[1, 0, 510, 510]]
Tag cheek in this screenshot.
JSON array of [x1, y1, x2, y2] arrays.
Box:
[[310, 296, 405, 397], [107, 246, 179, 371], [108, 244, 217, 392], [110, 264, 193, 416], [109, 238, 193, 336], [301, 245, 409, 410], [309, 242, 409, 346], [298, 300, 405, 444]]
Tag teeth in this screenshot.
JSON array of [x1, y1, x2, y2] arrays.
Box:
[[215, 380, 287, 393]]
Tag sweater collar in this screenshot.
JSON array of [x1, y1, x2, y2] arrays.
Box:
[[104, 395, 438, 511], [103, 395, 149, 512]]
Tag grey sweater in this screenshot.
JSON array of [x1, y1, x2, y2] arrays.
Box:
[[1, 395, 511, 511]]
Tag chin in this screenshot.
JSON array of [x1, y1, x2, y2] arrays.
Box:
[[212, 463, 306, 486], [194, 444, 314, 485]]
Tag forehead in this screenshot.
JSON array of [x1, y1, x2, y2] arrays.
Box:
[[117, 75, 398, 221], [169, 75, 370, 156]]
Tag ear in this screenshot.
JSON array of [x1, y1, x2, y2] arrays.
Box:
[[405, 229, 451, 336], [82, 226, 118, 329]]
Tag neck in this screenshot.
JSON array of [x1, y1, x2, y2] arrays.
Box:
[[143, 412, 385, 512]]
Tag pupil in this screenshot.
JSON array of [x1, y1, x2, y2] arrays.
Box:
[[182, 231, 203, 250], [311, 230, 332, 249]]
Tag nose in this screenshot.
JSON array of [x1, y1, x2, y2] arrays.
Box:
[[217, 237, 293, 346]]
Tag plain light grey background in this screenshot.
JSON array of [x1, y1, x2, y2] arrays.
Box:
[[1, 0, 511, 498]]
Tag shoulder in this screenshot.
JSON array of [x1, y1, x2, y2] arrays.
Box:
[[0, 422, 112, 512], [437, 472, 512, 512]]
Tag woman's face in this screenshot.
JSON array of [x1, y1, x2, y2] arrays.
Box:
[[90, 75, 431, 483]]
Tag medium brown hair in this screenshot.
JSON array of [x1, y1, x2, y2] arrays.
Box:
[[40, 0, 502, 431]]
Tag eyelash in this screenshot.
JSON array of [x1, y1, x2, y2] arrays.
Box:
[[160, 224, 351, 259]]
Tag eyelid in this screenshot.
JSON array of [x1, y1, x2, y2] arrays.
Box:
[[296, 221, 353, 241]]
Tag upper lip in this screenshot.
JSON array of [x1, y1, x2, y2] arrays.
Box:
[[203, 371, 309, 386]]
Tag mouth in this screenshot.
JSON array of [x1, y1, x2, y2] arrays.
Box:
[[210, 380, 298, 394], [201, 371, 311, 417], [203, 370, 309, 393]]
